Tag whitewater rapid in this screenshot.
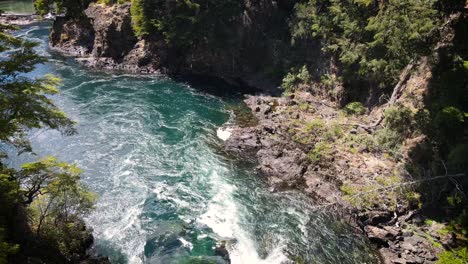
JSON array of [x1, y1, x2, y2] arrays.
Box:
[[13, 22, 379, 264]]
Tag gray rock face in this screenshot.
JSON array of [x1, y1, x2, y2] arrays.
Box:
[[49, 1, 326, 92], [84, 3, 137, 61], [365, 226, 394, 245], [223, 94, 447, 264], [50, 16, 95, 57], [225, 96, 310, 190]]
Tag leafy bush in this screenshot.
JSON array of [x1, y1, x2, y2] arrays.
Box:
[[344, 102, 366, 116], [448, 144, 468, 174], [291, 0, 437, 88], [383, 105, 414, 135], [375, 128, 403, 156], [320, 73, 341, 89], [130, 0, 242, 45], [308, 141, 332, 164], [0, 228, 18, 264], [437, 247, 468, 264], [34, 0, 50, 16], [19, 157, 96, 259], [0, 19, 94, 262], [34, 0, 93, 17], [282, 66, 311, 92], [434, 106, 465, 145], [130, 0, 149, 37]]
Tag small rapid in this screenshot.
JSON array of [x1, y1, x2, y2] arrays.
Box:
[[11, 23, 380, 264]]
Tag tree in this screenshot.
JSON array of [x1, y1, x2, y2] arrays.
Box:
[[0, 23, 94, 262], [34, 0, 93, 17], [130, 0, 242, 46], [291, 0, 438, 88]]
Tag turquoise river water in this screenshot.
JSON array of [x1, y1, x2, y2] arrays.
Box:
[[8, 22, 381, 264]]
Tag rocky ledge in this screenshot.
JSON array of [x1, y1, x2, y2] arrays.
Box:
[[224, 93, 453, 264], [0, 13, 43, 26]]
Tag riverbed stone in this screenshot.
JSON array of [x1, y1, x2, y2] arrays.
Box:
[[365, 226, 393, 245]]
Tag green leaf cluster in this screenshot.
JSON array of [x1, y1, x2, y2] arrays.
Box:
[[291, 0, 437, 88], [34, 0, 93, 17], [0, 24, 94, 262], [130, 0, 242, 47]]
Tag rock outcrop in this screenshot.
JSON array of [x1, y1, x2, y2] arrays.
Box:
[[47, 2, 467, 263], [224, 88, 455, 263], [0, 13, 42, 26], [49, 2, 325, 92]]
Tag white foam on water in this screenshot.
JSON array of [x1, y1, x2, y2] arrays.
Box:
[[198, 170, 289, 264], [179, 238, 194, 250], [17, 22, 297, 264], [217, 127, 233, 141]]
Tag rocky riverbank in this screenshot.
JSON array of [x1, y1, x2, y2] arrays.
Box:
[[0, 13, 43, 26], [223, 93, 453, 264], [48, 2, 323, 94], [43, 2, 467, 263]]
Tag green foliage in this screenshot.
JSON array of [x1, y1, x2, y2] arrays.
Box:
[[130, 0, 149, 37], [291, 0, 437, 88], [0, 23, 94, 261], [340, 171, 415, 210], [448, 144, 468, 174], [0, 227, 18, 264], [383, 105, 414, 136], [289, 118, 344, 164], [308, 141, 332, 163], [34, 0, 50, 16], [344, 102, 366, 115], [345, 133, 378, 153], [130, 0, 242, 46], [282, 66, 311, 91], [374, 128, 403, 156], [320, 73, 342, 89], [0, 167, 19, 262], [437, 247, 468, 264], [34, 0, 92, 17], [433, 106, 465, 145], [370, 105, 416, 156], [24, 157, 95, 258], [0, 24, 75, 153]]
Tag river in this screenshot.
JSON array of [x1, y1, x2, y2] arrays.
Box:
[[0, 0, 35, 14], [8, 21, 380, 264]]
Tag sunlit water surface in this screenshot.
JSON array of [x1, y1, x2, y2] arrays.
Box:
[[0, 0, 34, 14], [9, 23, 380, 264]]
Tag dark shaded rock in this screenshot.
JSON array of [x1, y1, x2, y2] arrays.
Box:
[[214, 242, 231, 264], [392, 258, 407, 264], [401, 241, 417, 252], [423, 251, 437, 261], [84, 3, 137, 61], [361, 211, 394, 226], [383, 226, 401, 237], [0, 13, 41, 26], [257, 148, 308, 181], [365, 226, 393, 245], [440, 232, 457, 249], [50, 16, 95, 56], [402, 230, 414, 237]]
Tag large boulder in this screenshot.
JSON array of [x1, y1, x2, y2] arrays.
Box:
[[84, 3, 137, 61], [50, 16, 94, 56]]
